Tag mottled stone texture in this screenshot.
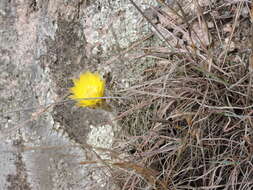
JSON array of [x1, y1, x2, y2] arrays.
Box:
[[0, 0, 157, 189], [0, 0, 114, 189]]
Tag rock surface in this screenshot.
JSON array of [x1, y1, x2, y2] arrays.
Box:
[[0, 0, 156, 189]]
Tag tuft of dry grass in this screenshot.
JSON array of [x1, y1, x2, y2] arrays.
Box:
[[110, 0, 253, 189]]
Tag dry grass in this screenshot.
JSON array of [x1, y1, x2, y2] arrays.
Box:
[[1, 1, 252, 189], [110, 0, 253, 189]]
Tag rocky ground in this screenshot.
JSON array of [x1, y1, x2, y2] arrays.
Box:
[[0, 0, 156, 189], [2, 0, 252, 189]]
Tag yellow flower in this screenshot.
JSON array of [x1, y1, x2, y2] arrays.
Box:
[[69, 71, 105, 108]]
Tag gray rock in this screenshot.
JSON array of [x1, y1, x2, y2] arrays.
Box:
[[0, 0, 157, 189]]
